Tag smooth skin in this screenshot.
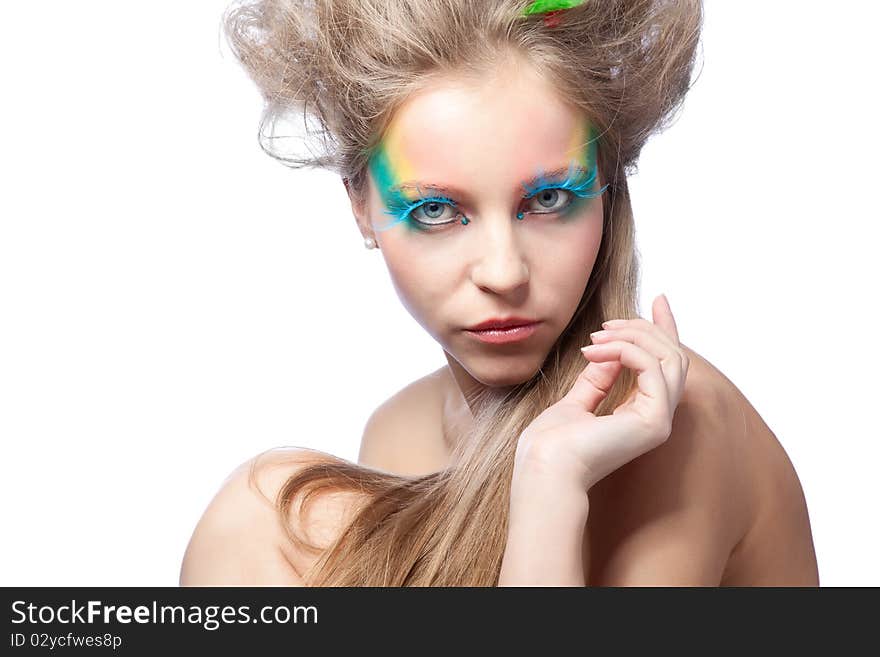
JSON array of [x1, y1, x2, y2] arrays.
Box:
[[352, 55, 606, 405], [347, 55, 818, 585], [179, 295, 688, 586], [179, 295, 820, 586], [518, 294, 688, 493], [180, 54, 819, 586], [500, 293, 688, 584]]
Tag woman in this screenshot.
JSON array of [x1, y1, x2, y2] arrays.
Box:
[[180, 0, 818, 586]]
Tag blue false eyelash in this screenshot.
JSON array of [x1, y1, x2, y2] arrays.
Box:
[[522, 161, 609, 200], [375, 162, 609, 232], [376, 192, 458, 232]]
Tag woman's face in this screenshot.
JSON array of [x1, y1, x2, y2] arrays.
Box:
[[354, 62, 605, 388]]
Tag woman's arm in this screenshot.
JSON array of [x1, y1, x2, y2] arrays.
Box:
[[498, 458, 591, 586], [498, 294, 690, 586]]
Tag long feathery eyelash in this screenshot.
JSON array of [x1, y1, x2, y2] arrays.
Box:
[[376, 190, 457, 232], [522, 161, 608, 199], [377, 161, 607, 232]]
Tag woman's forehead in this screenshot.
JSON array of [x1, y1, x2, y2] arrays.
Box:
[[379, 76, 591, 186]]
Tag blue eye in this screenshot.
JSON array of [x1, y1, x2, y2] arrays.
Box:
[[377, 164, 609, 234], [409, 199, 460, 228], [383, 194, 461, 231], [523, 187, 574, 214], [520, 164, 608, 217]]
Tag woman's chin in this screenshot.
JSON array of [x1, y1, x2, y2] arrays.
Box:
[[462, 356, 544, 388]]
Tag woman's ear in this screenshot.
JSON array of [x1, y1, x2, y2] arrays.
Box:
[[342, 177, 373, 240]]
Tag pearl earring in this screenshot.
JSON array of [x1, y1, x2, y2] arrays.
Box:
[[364, 236, 377, 250]]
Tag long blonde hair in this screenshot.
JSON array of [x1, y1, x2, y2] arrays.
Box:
[[222, 0, 703, 585]]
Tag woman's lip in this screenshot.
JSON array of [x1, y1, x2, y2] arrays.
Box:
[[463, 321, 540, 344]]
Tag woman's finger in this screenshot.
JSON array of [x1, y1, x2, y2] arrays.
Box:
[[562, 356, 623, 413], [589, 326, 676, 362], [603, 317, 678, 352], [602, 294, 681, 348], [653, 293, 680, 344], [580, 339, 670, 428], [588, 326, 684, 401]]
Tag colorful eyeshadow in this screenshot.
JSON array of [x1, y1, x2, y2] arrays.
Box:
[[368, 115, 606, 232]]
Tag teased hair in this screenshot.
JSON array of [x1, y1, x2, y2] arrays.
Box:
[[222, 0, 703, 585]]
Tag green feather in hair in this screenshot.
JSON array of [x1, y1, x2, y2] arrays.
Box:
[[521, 0, 586, 16]]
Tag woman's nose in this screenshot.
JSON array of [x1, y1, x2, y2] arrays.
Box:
[[468, 219, 530, 295]]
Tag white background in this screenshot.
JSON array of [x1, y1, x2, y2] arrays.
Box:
[[1, 1, 877, 586]]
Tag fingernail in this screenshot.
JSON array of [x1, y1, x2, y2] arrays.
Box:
[[602, 320, 624, 329]]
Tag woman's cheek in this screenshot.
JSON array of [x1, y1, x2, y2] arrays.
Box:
[[550, 215, 603, 289], [381, 245, 448, 326]]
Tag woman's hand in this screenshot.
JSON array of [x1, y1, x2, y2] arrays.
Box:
[[514, 293, 690, 491]]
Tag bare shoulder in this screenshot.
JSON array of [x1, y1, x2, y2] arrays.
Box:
[[357, 366, 450, 476], [695, 349, 820, 585], [586, 343, 754, 584], [179, 447, 364, 586], [588, 341, 818, 585]]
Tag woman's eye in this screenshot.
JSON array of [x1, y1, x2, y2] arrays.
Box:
[[525, 188, 573, 213], [401, 188, 575, 229], [409, 200, 458, 227]]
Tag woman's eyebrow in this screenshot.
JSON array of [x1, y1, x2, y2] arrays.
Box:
[[388, 165, 591, 197]]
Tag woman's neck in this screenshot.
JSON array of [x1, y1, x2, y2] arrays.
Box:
[[442, 353, 484, 415], [439, 353, 481, 456]]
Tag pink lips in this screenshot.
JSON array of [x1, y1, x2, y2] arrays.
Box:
[[463, 321, 541, 344]]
